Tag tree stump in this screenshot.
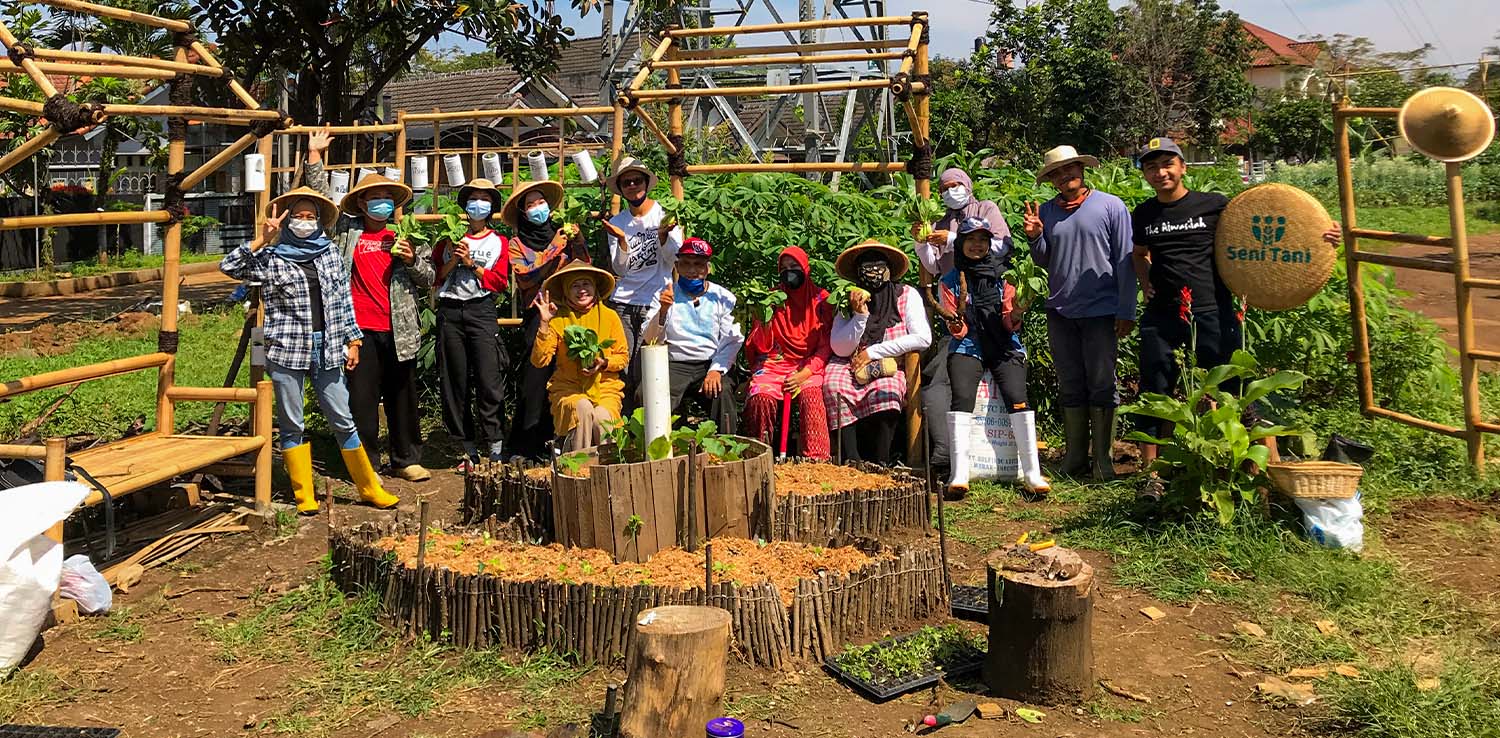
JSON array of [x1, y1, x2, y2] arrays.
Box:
[[618, 605, 732, 738], [984, 546, 1094, 704]]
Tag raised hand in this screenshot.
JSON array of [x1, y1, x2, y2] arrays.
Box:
[[391, 238, 413, 264], [1022, 201, 1043, 240], [261, 203, 287, 242], [308, 124, 332, 154], [533, 290, 557, 322]]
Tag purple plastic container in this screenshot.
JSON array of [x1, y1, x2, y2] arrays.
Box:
[[706, 717, 745, 737]]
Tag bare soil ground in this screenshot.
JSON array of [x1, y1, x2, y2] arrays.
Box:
[[11, 467, 1320, 738], [0, 269, 237, 332], [1386, 232, 1500, 367]]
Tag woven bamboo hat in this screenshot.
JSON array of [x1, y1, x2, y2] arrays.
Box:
[[1398, 86, 1496, 163], [457, 178, 505, 208], [339, 172, 413, 217], [1214, 183, 1336, 311], [544, 260, 616, 307], [500, 179, 565, 229], [1036, 145, 1100, 183], [269, 186, 338, 229], [835, 239, 910, 282]]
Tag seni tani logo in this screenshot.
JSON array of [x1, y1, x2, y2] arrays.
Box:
[[1226, 214, 1313, 264]]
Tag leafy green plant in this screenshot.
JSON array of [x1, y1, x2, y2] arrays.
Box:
[[656, 194, 703, 238], [737, 281, 788, 325], [1122, 351, 1306, 525], [557, 451, 590, 475], [825, 278, 866, 318], [562, 324, 616, 367], [624, 515, 643, 541], [1002, 239, 1048, 312], [670, 420, 750, 462], [832, 625, 985, 684]]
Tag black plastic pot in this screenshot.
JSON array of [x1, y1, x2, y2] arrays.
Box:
[[823, 632, 986, 701], [950, 584, 988, 623]]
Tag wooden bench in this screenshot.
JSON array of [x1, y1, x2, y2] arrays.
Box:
[[0, 352, 274, 539]]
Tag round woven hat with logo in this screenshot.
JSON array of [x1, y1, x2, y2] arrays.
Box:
[[1215, 183, 1335, 311]]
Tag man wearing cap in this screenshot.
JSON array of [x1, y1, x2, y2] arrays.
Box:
[[304, 126, 434, 482], [602, 156, 684, 398], [1131, 136, 1341, 496], [641, 237, 744, 432], [1024, 145, 1135, 481]]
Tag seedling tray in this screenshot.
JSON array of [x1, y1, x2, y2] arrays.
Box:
[[823, 632, 986, 702], [950, 584, 988, 622], [0, 727, 121, 738]]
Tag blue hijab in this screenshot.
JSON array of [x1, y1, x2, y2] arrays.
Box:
[[270, 209, 333, 263]]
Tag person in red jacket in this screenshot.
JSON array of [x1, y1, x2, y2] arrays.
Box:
[[742, 246, 833, 460], [431, 178, 510, 471]]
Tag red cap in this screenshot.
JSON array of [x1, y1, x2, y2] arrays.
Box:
[[678, 237, 713, 258]]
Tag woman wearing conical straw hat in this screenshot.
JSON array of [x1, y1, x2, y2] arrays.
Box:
[[531, 261, 630, 451]]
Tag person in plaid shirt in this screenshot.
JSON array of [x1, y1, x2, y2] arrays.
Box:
[[220, 187, 399, 514]]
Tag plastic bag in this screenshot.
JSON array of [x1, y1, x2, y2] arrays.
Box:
[[59, 555, 111, 615], [1, 481, 90, 671], [1292, 491, 1364, 552]]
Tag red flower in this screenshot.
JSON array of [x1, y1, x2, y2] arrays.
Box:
[[1178, 286, 1194, 324], [1235, 294, 1247, 324]]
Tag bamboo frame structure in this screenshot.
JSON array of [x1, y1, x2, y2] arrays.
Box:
[[1333, 98, 1493, 467], [0, 9, 279, 518]]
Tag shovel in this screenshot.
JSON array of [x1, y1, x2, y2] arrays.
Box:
[[920, 700, 977, 730]]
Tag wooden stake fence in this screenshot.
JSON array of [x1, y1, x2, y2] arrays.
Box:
[[329, 522, 947, 667], [771, 460, 929, 546]]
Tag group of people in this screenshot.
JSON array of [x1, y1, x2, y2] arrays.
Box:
[[225, 128, 1340, 515]]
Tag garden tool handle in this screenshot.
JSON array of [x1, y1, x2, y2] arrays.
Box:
[[778, 393, 792, 459]]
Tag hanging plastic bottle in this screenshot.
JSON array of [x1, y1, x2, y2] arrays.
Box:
[[527, 151, 549, 182], [482, 152, 504, 183], [409, 156, 429, 190], [243, 153, 266, 192], [442, 154, 465, 187], [572, 150, 599, 183]]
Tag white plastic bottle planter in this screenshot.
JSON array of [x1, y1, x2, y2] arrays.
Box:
[[356, 168, 378, 186], [409, 156, 430, 190], [482, 152, 504, 183], [327, 170, 351, 201], [383, 167, 401, 182], [243, 153, 266, 193], [442, 154, 465, 188], [527, 151, 549, 182], [573, 150, 599, 184]]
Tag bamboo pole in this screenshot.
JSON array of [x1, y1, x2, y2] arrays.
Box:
[[1334, 106, 1401, 118], [44, 438, 66, 541], [626, 36, 678, 95], [253, 136, 272, 268], [653, 51, 907, 69], [160, 46, 189, 343], [179, 131, 259, 190], [666, 15, 914, 37], [631, 78, 895, 100], [0, 209, 171, 232], [913, 11, 932, 199], [99, 102, 281, 121], [675, 38, 910, 60], [402, 106, 615, 123], [1333, 99, 1376, 415], [1366, 406, 1467, 437], [1350, 251, 1455, 272], [1467, 277, 1500, 291], [667, 66, 684, 199], [1447, 160, 1484, 467], [28, 47, 222, 76], [898, 26, 922, 77], [185, 41, 260, 109], [164, 386, 259, 402], [393, 112, 408, 189], [1, 353, 171, 398], [0, 95, 46, 116], [685, 161, 906, 174], [251, 380, 269, 514], [156, 356, 175, 435], [611, 105, 624, 214], [34, 0, 193, 32], [0, 128, 61, 178], [0, 59, 178, 80], [0, 22, 59, 97], [0, 444, 48, 459], [283, 123, 403, 135], [631, 105, 679, 153], [1347, 227, 1453, 247]]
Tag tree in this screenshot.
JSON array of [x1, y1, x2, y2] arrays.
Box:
[[407, 45, 504, 76], [1248, 96, 1327, 160], [927, 56, 984, 157], [192, 0, 599, 126]]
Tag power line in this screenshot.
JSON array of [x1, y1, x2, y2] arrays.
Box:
[[1276, 0, 1311, 38], [1381, 0, 1428, 52], [1402, 0, 1457, 65]]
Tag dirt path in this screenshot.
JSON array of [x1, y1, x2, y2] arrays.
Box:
[[1385, 232, 1500, 362], [0, 269, 237, 331]]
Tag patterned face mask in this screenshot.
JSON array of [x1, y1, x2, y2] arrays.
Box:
[[859, 260, 891, 289]]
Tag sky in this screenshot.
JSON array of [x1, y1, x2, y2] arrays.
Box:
[[537, 0, 1499, 68]]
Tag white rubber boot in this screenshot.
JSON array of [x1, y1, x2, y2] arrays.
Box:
[[1011, 410, 1051, 497], [946, 411, 973, 496]]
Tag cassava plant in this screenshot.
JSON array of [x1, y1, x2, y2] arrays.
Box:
[[562, 324, 615, 367], [1121, 350, 1306, 525]]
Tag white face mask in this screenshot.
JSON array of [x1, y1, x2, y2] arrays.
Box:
[[941, 185, 971, 211], [288, 218, 319, 239]]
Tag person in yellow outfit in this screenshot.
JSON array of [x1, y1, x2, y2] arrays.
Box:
[[530, 261, 629, 450]]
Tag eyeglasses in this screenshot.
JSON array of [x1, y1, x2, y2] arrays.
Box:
[[619, 176, 647, 187]]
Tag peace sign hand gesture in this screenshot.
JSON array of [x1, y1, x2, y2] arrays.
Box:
[[1021, 201, 1043, 240], [257, 203, 287, 249]]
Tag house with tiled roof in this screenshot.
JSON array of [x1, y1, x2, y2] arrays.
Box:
[[1242, 20, 1327, 96]]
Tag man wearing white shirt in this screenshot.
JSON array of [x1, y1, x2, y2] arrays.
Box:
[[601, 156, 683, 401], [641, 238, 743, 432]]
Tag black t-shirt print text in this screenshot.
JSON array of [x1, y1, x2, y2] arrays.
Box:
[[626, 230, 659, 272], [1132, 190, 1230, 312]]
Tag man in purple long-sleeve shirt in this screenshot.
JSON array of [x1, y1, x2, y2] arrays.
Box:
[[1023, 145, 1136, 481]]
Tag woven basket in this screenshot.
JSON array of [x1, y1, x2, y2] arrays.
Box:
[[1215, 183, 1337, 311], [1267, 461, 1363, 499]]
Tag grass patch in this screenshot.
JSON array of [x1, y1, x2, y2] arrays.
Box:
[[1345, 204, 1500, 239], [0, 668, 83, 723], [92, 606, 146, 644], [0, 251, 221, 283], [200, 562, 592, 735], [0, 308, 250, 440], [1084, 697, 1148, 723]]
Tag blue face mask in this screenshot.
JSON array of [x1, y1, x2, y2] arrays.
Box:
[[365, 198, 395, 221], [465, 199, 492, 221], [525, 202, 551, 225], [677, 275, 706, 294]]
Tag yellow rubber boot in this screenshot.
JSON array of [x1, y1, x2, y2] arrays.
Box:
[[283, 443, 319, 515], [341, 445, 400, 509]]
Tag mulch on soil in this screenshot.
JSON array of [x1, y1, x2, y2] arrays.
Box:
[[774, 463, 899, 496], [375, 533, 880, 602]]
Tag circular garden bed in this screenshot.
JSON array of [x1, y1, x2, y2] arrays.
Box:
[[330, 522, 947, 668], [771, 460, 929, 545], [462, 460, 553, 541]]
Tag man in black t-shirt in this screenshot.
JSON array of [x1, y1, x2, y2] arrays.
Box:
[[1129, 137, 1341, 492]]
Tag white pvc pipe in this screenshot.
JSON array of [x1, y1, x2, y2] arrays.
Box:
[[640, 344, 672, 458], [409, 156, 429, 190], [482, 152, 504, 183], [327, 170, 350, 201], [355, 167, 378, 186]]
